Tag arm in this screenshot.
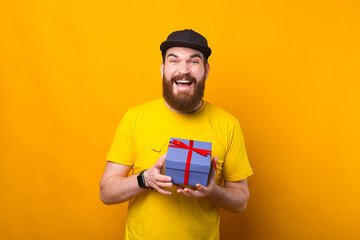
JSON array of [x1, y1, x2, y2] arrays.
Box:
[[176, 157, 250, 213], [100, 153, 173, 205], [207, 179, 249, 213]]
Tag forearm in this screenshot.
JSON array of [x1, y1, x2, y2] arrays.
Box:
[[206, 183, 249, 213], [100, 155, 172, 205], [100, 173, 144, 205]]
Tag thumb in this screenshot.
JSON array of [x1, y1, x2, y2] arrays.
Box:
[[211, 156, 218, 176], [156, 152, 167, 169]]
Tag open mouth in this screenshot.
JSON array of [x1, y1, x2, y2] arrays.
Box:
[[174, 80, 193, 87]]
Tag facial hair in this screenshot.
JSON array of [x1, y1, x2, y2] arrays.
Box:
[[162, 73, 205, 113]]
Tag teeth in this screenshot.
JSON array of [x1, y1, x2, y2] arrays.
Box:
[[176, 80, 191, 83]]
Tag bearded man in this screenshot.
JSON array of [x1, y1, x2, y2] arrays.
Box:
[[100, 29, 253, 240]]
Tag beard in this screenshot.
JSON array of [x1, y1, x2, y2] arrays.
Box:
[[162, 73, 205, 113]]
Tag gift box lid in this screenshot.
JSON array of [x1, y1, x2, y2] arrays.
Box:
[[166, 138, 212, 174]]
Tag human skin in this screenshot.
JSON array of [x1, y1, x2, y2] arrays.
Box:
[[100, 47, 249, 213], [161, 47, 209, 113]]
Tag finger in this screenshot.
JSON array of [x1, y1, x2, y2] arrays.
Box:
[[183, 188, 203, 198], [212, 156, 218, 173], [152, 184, 172, 195], [156, 188, 172, 195], [209, 157, 218, 179], [178, 188, 194, 198], [155, 152, 167, 169], [154, 174, 172, 182], [159, 152, 167, 162], [155, 160, 164, 169], [154, 181, 173, 188], [196, 184, 208, 194]]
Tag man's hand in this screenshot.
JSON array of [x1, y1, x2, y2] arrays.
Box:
[[143, 153, 173, 195], [175, 156, 250, 212], [176, 157, 218, 198]]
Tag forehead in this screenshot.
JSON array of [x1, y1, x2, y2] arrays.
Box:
[[165, 47, 204, 59]]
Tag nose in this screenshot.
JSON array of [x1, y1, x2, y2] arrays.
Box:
[[177, 61, 190, 75]]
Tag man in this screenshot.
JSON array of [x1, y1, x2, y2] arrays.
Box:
[[100, 29, 253, 240]]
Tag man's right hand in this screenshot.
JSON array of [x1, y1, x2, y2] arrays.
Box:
[[143, 153, 173, 195]]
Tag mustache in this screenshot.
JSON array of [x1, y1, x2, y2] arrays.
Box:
[[171, 74, 197, 83]]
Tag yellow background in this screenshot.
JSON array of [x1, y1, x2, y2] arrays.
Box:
[[1, 1, 359, 239]]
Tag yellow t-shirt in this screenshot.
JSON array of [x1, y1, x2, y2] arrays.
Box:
[[107, 98, 253, 240]]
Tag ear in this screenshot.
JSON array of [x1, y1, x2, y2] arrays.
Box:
[[160, 63, 164, 79], [205, 63, 210, 80]]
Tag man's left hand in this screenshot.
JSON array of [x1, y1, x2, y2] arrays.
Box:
[[176, 156, 218, 198]]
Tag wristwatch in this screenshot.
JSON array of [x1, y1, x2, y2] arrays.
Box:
[[137, 169, 150, 189]]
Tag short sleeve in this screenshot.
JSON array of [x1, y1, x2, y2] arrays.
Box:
[[106, 110, 134, 166], [223, 121, 253, 181]]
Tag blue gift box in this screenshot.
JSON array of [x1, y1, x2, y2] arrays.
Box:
[[164, 137, 212, 187]]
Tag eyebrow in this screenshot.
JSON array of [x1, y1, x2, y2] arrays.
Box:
[[166, 53, 203, 60], [167, 53, 178, 59], [190, 54, 203, 60]]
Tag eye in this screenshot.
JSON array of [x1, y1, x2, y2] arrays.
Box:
[[190, 58, 201, 64], [169, 59, 177, 63]]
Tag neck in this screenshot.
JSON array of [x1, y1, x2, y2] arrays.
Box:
[[164, 99, 203, 114]]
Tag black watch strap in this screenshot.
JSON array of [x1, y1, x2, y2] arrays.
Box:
[[137, 170, 149, 189]]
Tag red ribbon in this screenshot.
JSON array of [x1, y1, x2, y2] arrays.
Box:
[[168, 139, 212, 185]]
